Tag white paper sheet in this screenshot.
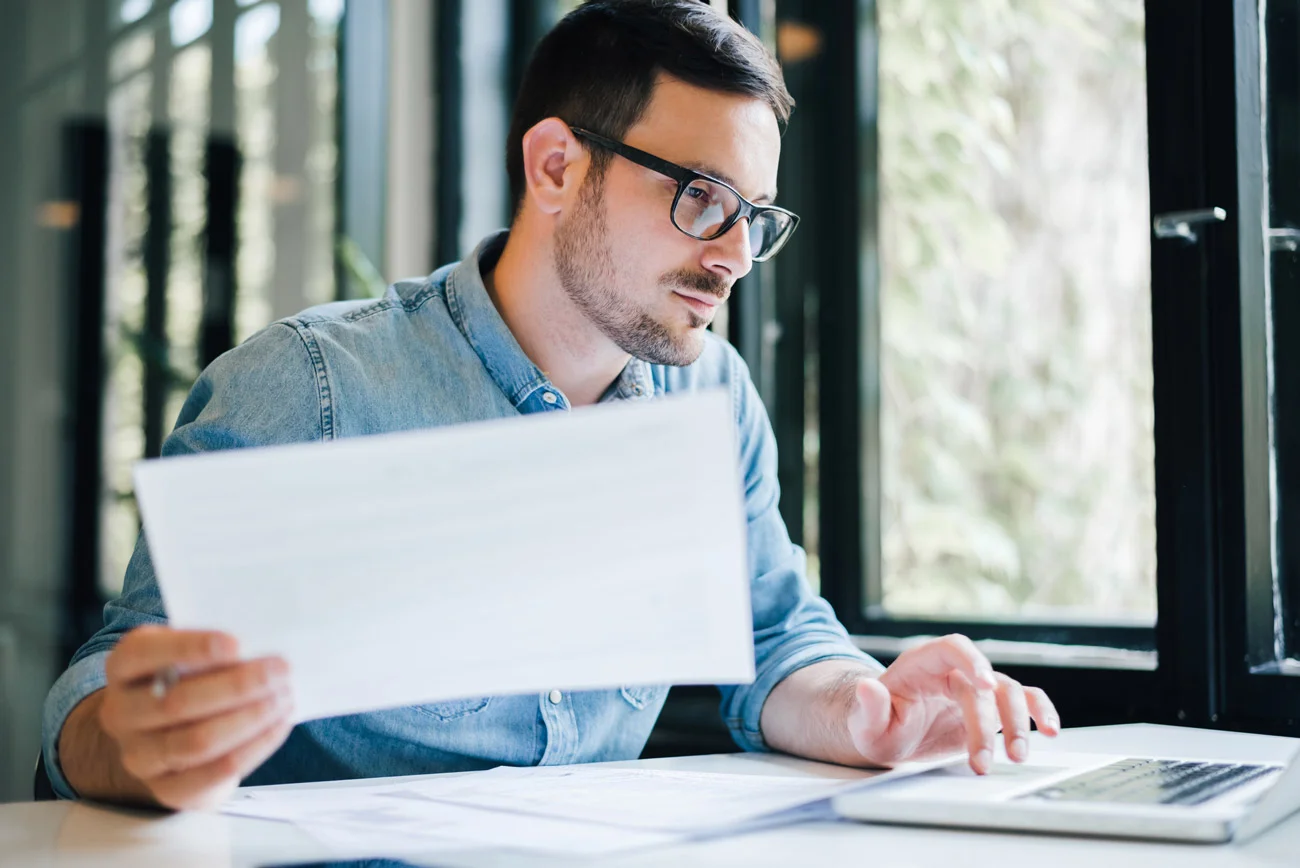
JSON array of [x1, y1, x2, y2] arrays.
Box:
[[134, 390, 754, 722], [226, 785, 680, 856], [379, 765, 906, 832]]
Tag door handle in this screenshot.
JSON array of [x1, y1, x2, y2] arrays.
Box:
[[1153, 207, 1227, 243]]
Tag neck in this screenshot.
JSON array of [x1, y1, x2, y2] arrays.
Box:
[[484, 230, 630, 408]]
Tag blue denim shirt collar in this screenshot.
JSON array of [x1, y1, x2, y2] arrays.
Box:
[[445, 230, 655, 411]]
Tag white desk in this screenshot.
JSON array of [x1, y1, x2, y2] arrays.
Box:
[[4, 724, 1299, 867]]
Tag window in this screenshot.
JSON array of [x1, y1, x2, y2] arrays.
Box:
[[51, 1, 342, 599], [752, 0, 1300, 732], [872, 0, 1154, 625], [773, 0, 1154, 660]]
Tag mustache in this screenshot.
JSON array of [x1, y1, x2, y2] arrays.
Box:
[[662, 269, 730, 301]]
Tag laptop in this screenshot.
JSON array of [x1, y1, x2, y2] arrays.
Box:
[[832, 746, 1300, 844]]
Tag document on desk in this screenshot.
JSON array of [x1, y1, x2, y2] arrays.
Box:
[[226, 784, 682, 857], [380, 765, 908, 833], [225, 765, 912, 854], [134, 389, 754, 722]]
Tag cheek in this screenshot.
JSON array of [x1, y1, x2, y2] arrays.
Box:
[[598, 181, 705, 291], [602, 173, 690, 245]]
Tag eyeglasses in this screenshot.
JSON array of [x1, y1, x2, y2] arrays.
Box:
[[567, 125, 800, 263]]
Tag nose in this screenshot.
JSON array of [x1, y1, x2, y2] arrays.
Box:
[[701, 217, 754, 281]]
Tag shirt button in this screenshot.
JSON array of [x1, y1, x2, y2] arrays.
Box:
[[542, 392, 558, 405], [548, 689, 563, 704]]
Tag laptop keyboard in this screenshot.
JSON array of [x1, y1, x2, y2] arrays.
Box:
[[1020, 758, 1277, 807]]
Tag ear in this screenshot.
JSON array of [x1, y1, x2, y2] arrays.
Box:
[[519, 118, 588, 217]]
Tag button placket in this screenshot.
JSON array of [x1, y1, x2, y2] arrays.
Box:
[[538, 689, 579, 765]]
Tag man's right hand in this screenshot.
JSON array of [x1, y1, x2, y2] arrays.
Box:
[[60, 626, 294, 810]]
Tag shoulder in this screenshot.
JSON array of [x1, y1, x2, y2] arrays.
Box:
[[204, 265, 463, 399], [289, 269, 449, 328], [281, 266, 454, 345], [168, 266, 460, 448]]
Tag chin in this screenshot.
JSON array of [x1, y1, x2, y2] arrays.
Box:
[[669, 330, 708, 366]]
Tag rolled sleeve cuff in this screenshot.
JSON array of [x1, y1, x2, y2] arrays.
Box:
[[724, 640, 882, 753], [42, 651, 110, 800]]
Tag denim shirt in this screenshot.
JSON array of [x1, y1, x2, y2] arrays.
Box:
[[42, 231, 878, 799]]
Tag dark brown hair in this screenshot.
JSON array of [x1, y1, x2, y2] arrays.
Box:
[[506, 0, 793, 215]]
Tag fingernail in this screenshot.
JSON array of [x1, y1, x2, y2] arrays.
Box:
[[1009, 737, 1027, 761], [974, 749, 992, 773], [978, 668, 997, 688]]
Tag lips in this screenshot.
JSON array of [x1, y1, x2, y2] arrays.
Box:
[[673, 291, 724, 309], [674, 292, 722, 317]]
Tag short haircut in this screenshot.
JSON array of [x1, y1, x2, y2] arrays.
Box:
[[506, 0, 794, 214]]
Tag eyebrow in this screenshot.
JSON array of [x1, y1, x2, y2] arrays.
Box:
[[684, 161, 777, 205]]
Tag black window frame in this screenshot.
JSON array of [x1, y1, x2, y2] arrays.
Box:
[[1223, 0, 1300, 733], [749, 0, 1300, 734]]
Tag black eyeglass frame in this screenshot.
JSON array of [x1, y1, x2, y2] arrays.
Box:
[[567, 125, 800, 262]]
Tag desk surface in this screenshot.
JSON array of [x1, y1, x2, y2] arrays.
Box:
[[4, 724, 1299, 868]]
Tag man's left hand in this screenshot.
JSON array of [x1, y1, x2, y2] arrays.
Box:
[[846, 634, 1060, 774]]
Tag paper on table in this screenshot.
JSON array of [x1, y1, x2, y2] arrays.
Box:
[[380, 765, 911, 833], [226, 785, 680, 857], [134, 390, 754, 722]]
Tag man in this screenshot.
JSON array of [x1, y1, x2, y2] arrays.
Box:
[[44, 0, 1058, 811]]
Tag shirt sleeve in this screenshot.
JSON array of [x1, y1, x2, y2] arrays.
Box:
[[717, 350, 883, 752], [41, 322, 325, 799]]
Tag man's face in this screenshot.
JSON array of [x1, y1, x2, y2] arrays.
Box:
[[552, 75, 782, 366]]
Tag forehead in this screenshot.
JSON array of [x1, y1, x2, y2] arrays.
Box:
[[620, 74, 781, 201]]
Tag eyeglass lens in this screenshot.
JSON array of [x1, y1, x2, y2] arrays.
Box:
[[672, 178, 791, 259]]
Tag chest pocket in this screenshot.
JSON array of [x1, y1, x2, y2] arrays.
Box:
[[414, 696, 493, 721], [619, 685, 663, 710]]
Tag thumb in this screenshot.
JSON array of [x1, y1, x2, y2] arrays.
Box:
[[846, 677, 893, 760]]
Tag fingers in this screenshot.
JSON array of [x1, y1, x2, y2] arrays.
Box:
[[148, 717, 296, 811], [846, 678, 894, 761], [105, 626, 240, 685], [950, 670, 1000, 774], [896, 634, 997, 692], [104, 657, 291, 733], [119, 691, 294, 781], [97, 625, 297, 811], [994, 674, 1031, 762], [1026, 685, 1061, 736]]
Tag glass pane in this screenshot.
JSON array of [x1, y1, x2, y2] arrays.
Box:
[[170, 0, 213, 47], [875, 0, 1155, 622], [119, 0, 153, 26], [167, 44, 211, 429], [305, 0, 342, 307], [109, 28, 154, 81], [99, 71, 153, 597], [235, 3, 282, 340], [234, 0, 340, 343], [459, 0, 511, 257]]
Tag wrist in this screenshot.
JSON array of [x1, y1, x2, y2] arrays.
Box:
[[60, 691, 154, 805]]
